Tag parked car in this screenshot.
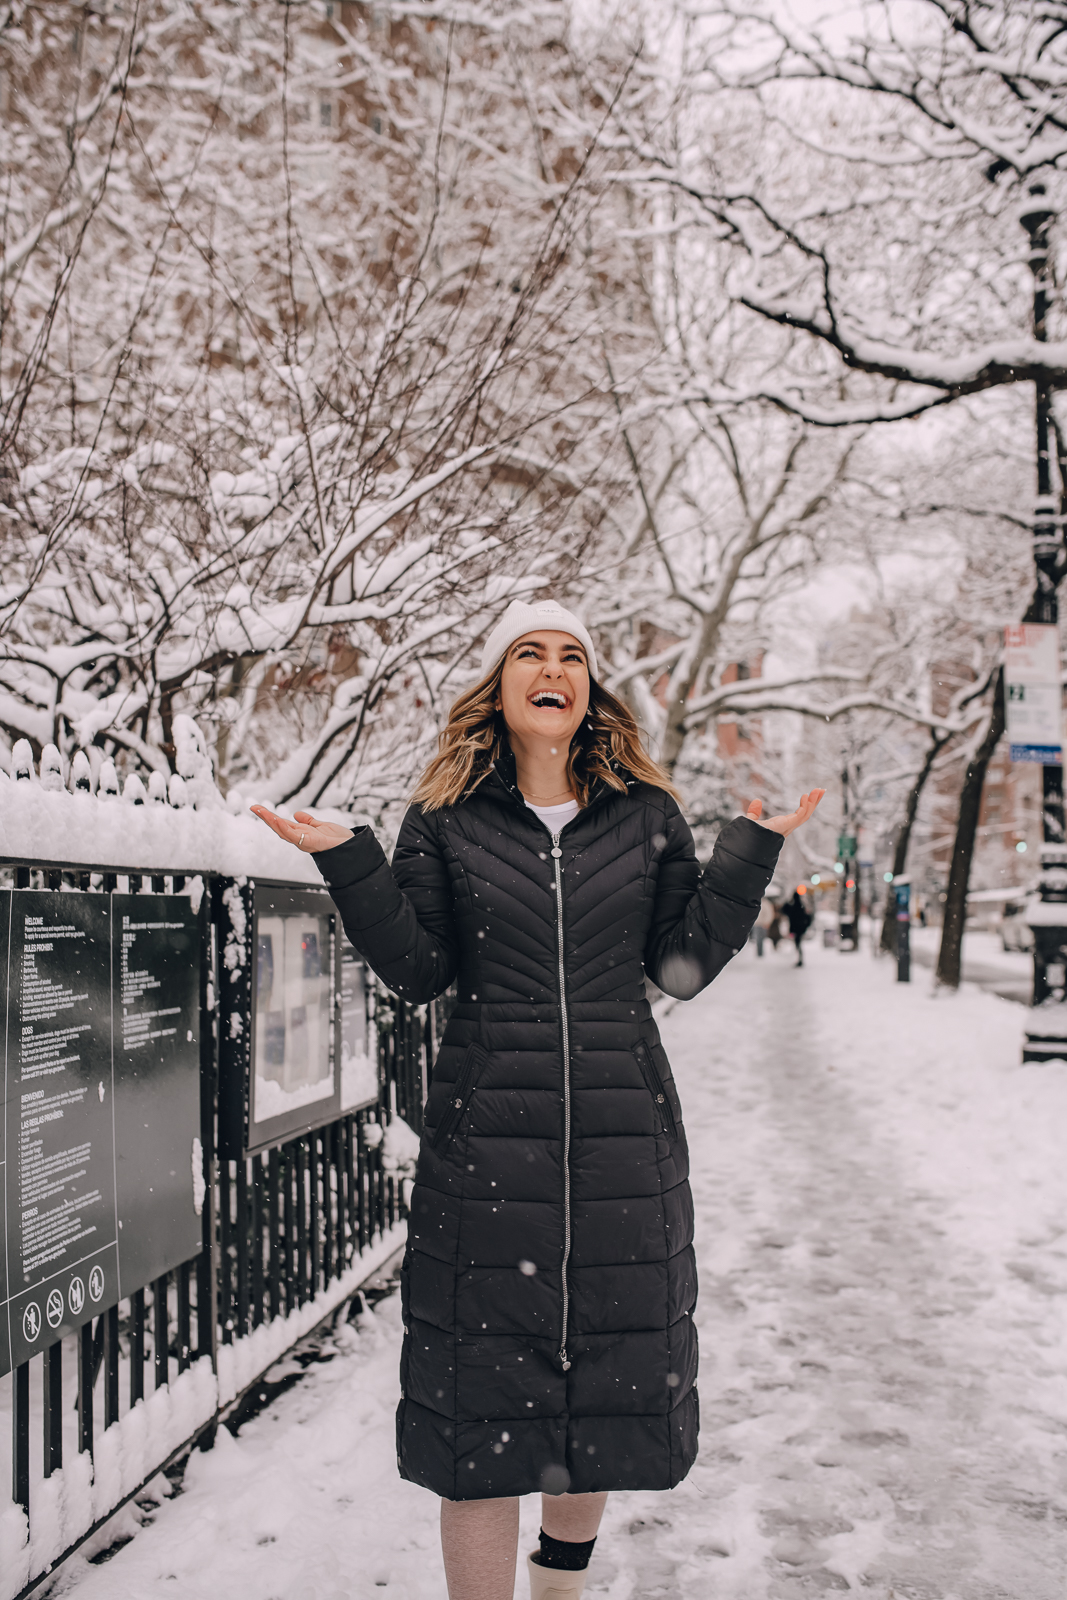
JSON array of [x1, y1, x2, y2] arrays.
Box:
[[998, 896, 1034, 953]]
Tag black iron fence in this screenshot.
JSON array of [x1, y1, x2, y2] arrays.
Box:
[[1, 858, 439, 1600]]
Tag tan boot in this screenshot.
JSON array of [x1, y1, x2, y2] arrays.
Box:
[[527, 1553, 589, 1600]]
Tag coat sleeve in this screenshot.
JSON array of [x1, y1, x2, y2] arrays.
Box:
[[314, 805, 459, 1003], [645, 804, 784, 999]]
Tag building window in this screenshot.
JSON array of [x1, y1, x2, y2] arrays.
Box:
[[319, 99, 333, 128]]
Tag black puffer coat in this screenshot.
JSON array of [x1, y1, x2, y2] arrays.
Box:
[[316, 756, 781, 1501]]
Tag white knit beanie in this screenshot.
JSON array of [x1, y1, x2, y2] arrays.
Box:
[[480, 599, 598, 680]]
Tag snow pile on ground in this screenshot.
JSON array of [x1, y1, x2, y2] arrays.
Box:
[[0, 1226, 408, 1600], [215, 1224, 407, 1408], [49, 940, 1067, 1599]]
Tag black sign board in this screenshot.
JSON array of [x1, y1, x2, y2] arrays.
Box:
[[1, 890, 201, 1378], [112, 896, 202, 1293], [218, 881, 376, 1159]]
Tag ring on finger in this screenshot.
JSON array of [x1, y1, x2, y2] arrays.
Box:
[[298, 832, 306, 848]]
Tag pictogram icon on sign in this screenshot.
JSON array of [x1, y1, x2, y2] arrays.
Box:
[[46, 1288, 64, 1328], [68, 1276, 85, 1317], [23, 1303, 42, 1343], [89, 1265, 105, 1302]]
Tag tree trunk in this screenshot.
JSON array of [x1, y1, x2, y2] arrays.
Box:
[[934, 667, 1005, 989], [880, 729, 950, 955]]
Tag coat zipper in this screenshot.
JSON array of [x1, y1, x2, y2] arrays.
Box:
[[550, 829, 573, 1373], [487, 764, 636, 1377]]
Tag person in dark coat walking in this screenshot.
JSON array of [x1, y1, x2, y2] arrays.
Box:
[[253, 598, 824, 1600], [785, 889, 814, 966]]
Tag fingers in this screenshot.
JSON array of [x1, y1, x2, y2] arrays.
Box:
[[755, 788, 827, 837], [250, 804, 312, 849], [794, 789, 825, 821], [787, 790, 826, 831], [753, 790, 826, 830]]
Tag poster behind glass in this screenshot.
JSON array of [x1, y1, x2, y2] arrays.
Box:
[[339, 944, 377, 1112], [252, 910, 335, 1129]]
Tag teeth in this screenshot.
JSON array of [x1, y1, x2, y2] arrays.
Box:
[[532, 692, 567, 708]]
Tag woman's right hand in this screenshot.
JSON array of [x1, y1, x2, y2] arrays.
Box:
[[745, 790, 825, 837], [250, 806, 354, 853]]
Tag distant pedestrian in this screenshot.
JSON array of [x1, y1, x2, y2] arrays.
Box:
[[753, 894, 778, 956], [254, 599, 825, 1600], [786, 889, 814, 966]]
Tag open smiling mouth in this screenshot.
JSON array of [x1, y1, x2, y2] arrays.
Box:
[[529, 691, 570, 710]]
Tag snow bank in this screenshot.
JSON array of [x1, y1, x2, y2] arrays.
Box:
[[216, 1222, 406, 1408], [0, 1360, 216, 1600], [0, 1506, 29, 1600], [0, 779, 324, 883]]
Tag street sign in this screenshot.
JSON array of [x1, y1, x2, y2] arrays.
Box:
[[1005, 623, 1063, 763]]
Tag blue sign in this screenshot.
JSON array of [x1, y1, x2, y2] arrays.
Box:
[[1010, 744, 1063, 764]]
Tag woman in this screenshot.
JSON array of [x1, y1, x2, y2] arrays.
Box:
[[752, 890, 780, 957], [253, 598, 824, 1600], [785, 888, 814, 967]]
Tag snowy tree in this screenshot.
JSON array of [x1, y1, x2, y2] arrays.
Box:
[[0, 0, 636, 812], [567, 0, 1062, 981]]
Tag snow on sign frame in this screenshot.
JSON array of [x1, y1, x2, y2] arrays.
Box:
[[218, 881, 377, 1159], [1005, 623, 1064, 764]]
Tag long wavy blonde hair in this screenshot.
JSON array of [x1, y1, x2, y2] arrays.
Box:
[[412, 660, 680, 811]]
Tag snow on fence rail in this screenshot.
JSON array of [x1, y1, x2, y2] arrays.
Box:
[[0, 733, 325, 884], [0, 748, 431, 1600]]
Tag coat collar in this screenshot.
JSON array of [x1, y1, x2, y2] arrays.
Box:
[[469, 747, 636, 819]]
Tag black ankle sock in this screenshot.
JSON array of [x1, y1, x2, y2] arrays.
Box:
[[534, 1530, 596, 1571]]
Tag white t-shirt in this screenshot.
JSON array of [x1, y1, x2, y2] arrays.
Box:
[[525, 797, 580, 834]]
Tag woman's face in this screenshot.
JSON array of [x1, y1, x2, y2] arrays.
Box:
[[497, 631, 591, 748]]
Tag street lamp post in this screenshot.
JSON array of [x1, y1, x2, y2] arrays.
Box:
[[1020, 184, 1067, 1060], [837, 762, 859, 949]]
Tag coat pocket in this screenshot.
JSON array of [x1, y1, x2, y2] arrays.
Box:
[[632, 1040, 678, 1138], [430, 1042, 487, 1150]]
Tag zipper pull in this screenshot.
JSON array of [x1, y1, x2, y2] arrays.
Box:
[[559, 1348, 571, 1371], [551, 831, 562, 859]]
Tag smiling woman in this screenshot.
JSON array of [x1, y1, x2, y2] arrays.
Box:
[[250, 596, 823, 1600], [411, 602, 676, 814]]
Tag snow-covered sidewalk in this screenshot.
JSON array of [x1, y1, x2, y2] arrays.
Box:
[[909, 926, 1034, 1003], [52, 939, 1067, 1599]]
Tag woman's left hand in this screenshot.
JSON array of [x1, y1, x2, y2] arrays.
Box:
[[745, 789, 826, 837]]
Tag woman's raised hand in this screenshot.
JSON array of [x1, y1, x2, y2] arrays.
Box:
[[250, 805, 354, 853], [745, 789, 826, 838]]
